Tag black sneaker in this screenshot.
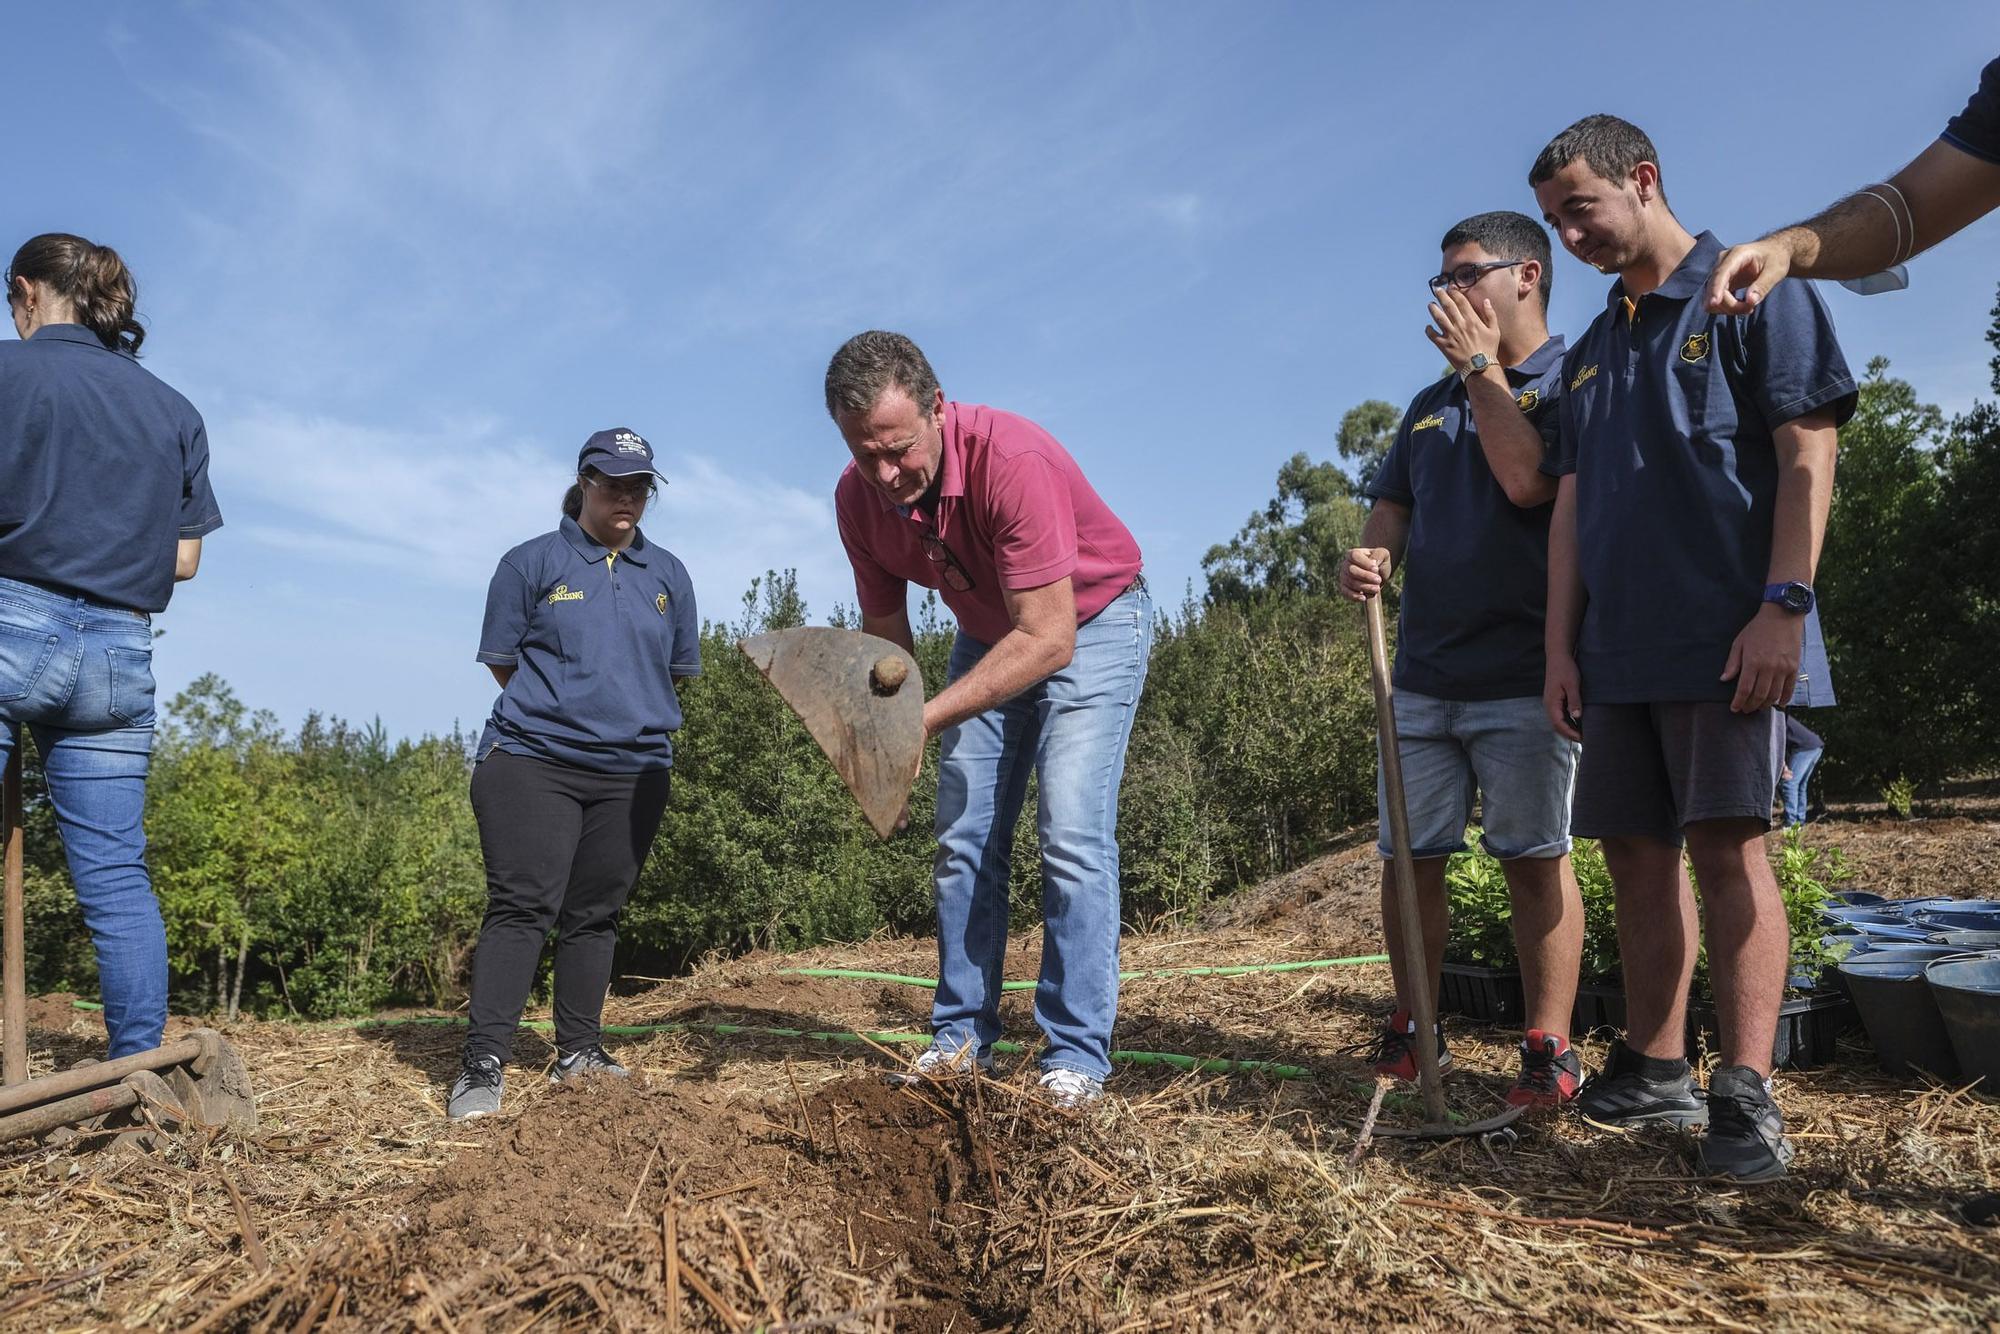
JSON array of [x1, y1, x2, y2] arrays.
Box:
[[1695, 1065, 1794, 1182], [448, 1052, 505, 1120], [1576, 1040, 1708, 1129], [1342, 1009, 1453, 1082], [549, 1044, 630, 1084]]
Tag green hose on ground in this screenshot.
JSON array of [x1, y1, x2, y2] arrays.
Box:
[[330, 1012, 1437, 1114], [778, 954, 1390, 991], [61, 951, 1453, 1120]]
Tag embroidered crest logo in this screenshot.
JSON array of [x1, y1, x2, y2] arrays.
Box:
[[547, 584, 584, 605], [1515, 388, 1540, 413], [656, 593, 669, 616], [1680, 333, 1711, 363]]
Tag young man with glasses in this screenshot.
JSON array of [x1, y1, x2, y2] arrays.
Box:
[[1531, 116, 1852, 1180], [1338, 211, 1585, 1110], [826, 330, 1148, 1109]]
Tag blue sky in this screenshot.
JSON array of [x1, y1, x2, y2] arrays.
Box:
[[13, 3, 1998, 741]]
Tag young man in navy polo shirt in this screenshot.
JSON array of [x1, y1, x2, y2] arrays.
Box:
[[1532, 116, 1855, 1180], [1339, 211, 1584, 1109]]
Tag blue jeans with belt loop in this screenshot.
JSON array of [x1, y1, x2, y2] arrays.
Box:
[[930, 581, 1153, 1080], [0, 576, 165, 1057]]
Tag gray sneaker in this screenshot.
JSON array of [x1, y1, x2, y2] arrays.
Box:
[[448, 1052, 505, 1120], [1576, 1040, 1708, 1130], [1695, 1066, 1794, 1182], [889, 1042, 995, 1085], [549, 1044, 630, 1084]]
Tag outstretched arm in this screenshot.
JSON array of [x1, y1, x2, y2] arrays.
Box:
[[1707, 139, 2000, 313]]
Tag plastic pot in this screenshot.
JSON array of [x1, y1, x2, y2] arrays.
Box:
[[1928, 930, 2000, 949], [1830, 889, 1889, 907], [1915, 906, 2000, 932], [1925, 958, 2000, 1089], [1844, 920, 1939, 943], [1837, 958, 1960, 1078]]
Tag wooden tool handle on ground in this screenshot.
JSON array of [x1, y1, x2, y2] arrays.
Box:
[[1364, 597, 1449, 1126], [3, 745, 24, 1087]]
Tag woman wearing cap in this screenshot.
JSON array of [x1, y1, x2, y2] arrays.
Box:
[[0, 233, 222, 1057], [448, 429, 702, 1120]]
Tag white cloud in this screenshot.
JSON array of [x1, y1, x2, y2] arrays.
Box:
[[216, 405, 847, 618]]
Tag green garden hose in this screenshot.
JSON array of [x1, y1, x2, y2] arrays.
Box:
[[778, 954, 1390, 991]]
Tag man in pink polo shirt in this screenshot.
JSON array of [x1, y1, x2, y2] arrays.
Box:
[[827, 330, 1150, 1108]]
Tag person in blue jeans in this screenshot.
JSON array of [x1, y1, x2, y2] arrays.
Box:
[[827, 332, 1149, 1108], [1779, 713, 1825, 826], [0, 234, 223, 1058]]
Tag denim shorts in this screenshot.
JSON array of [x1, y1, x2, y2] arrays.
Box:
[[1376, 690, 1579, 861]]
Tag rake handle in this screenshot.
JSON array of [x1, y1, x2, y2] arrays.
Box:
[[3, 743, 24, 1087], [1363, 597, 1449, 1126]]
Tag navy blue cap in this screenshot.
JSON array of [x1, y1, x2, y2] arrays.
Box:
[[577, 428, 662, 480]]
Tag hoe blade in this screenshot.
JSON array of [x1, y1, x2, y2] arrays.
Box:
[[739, 628, 925, 840]]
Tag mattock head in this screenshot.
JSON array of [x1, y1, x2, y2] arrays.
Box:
[[740, 628, 925, 840]]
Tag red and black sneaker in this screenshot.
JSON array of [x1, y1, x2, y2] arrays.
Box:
[[1344, 1008, 1453, 1082], [1507, 1029, 1581, 1109]]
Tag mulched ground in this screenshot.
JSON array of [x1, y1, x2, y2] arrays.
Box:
[[1, 817, 1996, 1331]]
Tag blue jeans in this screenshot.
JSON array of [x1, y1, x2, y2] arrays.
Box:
[[931, 582, 1152, 1080], [1780, 746, 1823, 826], [0, 577, 164, 1057]]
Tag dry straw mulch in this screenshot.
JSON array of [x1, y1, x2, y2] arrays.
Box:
[[0, 928, 1996, 1330]]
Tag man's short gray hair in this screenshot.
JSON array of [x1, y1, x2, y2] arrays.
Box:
[[824, 331, 941, 419]]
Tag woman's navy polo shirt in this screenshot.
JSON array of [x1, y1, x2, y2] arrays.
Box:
[[0, 324, 223, 612], [1366, 336, 1567, 701], [1550, 232, 1855, 707], [476, 517, 702, 773]]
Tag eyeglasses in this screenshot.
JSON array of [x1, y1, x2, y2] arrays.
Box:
[[1428, 259, 1524, 291], [581, 473, 658, 502], [919, 531, 975, 592]]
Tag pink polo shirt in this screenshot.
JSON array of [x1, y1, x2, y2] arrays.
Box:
[[834, 401, 1143, 646]]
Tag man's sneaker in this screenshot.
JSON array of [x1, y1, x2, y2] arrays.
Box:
[[1344, 1009, 1453, 1082], [1507, 1030, 1582, 1109], [1037, 1068, 1104, 1109], [1695, 1065, 1795, 1182], [1575, 1040, 1708, 1129], [549, 1044, 630, 1084], [889, 1042, 995, 1085], [447, 1053, 504, 1120]]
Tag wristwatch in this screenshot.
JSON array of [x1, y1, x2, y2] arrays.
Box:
[[1763, 581, 1815, 614], [1459, 353, 1493, 380]]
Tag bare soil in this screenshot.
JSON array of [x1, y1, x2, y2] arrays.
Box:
[[1, 816, 1997, 1331]]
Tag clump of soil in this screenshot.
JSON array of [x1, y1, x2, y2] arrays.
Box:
[[219, 1072, 1022, 1331]]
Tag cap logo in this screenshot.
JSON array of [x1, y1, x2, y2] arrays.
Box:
[[613, 430, 650, 456], [1679, 333, 1711, 364]]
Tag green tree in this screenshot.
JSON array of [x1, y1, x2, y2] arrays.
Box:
[[1334, 398, 1403, 493]]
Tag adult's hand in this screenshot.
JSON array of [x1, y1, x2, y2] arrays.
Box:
[[1721, 604, 1805, 712], [1337, 547, 1392, 601], [1705, 238, 1792, 315], [1544, 654, 1583, 742], [1425, 286, 1503, 373]]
